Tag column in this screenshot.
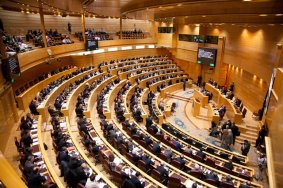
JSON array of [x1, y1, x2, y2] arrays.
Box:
[[119, 16, 123, 39], [38, 0, 47, 48], [81, 13, 86, 43]]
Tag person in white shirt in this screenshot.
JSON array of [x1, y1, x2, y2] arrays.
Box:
[[85, 174, 106, 188]]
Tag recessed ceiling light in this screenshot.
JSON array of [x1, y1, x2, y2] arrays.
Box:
[[259, 14, 267, 17], [202, 15, 206, 17], [177, 3, 182, 6], [243, 0, 252, 2], [275, 14, 283, 16]]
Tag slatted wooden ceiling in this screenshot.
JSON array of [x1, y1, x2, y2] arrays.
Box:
[[0, 0, 283, 23]]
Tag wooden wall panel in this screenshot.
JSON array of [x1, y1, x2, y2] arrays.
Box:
[[205, 25, 283, 82], [273, 68, 283, 102], [0, 87, 18, 152], [227, 65, 267, 112], [0, 10, 154, 35]]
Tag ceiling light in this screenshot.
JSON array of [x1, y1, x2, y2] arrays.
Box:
[[202, 15, 206, 17], [275, 14, 283, 16], [243, 0, 252, 2], [259, 14, 267, 17], [177, 3, 182, 6]]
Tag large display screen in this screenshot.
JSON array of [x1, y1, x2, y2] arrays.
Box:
[[1, 54, 21, 83], [85, 39, 98, 51], [197, 47, 217, 67]]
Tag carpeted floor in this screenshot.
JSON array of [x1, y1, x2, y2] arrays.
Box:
[[165, 89, 269, 187]]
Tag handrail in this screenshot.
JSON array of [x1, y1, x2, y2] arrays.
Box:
[[0, 152, 27, 188], [16, 67, 77, 112]]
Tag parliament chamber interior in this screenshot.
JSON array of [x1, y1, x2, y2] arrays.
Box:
[[0, 0, 282, 188]]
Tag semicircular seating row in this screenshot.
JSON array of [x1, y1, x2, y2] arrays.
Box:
[[17, 55, 262, 188]]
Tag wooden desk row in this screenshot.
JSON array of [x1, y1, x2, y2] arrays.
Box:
[[37, 69, 94, 122], [139, 71, 184, 89], [64, 117, 117, 188], [61, 73, 106, 117], [104, 80, 127, 120], [128, 67, 179, 85], [118, 63, 177, 80], [16, 67, 77, 112], [84, 76, 117, 118], [205, 83, 242, 124]]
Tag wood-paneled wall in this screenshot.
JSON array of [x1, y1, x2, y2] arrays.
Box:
[[227, 65, 267, 112], [0, 10, 154, 35], [0, 87, 18, 152]]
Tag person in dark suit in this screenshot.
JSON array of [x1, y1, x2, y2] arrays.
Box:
[[145, 117, 153, 128], [130, 172, 145, 188], [144, 136, 153, 146], [224, 159, 233, 171], [142, 155, 154, 169], [29, 99, 39, 115], [152, 141, 161, 155], [183, 79, 186, 91], [205, 171, 219, 181], [241, 140, 251, 156], [196, 149, 206, 161], [27, 168, 46, 188], [239, 181, 251, 188], [172, 139, 183, 152], [156, 163, 169, 179], [174, 155, 186, 169]]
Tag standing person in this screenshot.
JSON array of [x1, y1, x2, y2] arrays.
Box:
[[183, 79, 186, 91], [255, 125, 268, 149], [221, 129, 233, 150], [229, 82, 235, 92], [256, 153, 267, 181], [231, 123, 240, 145], [197, 75, 202, 87], [68, 22, 72, 34], [241, 140, 251, 156]]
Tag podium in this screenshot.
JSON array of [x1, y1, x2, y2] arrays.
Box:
[[192, 98, 201, 117]]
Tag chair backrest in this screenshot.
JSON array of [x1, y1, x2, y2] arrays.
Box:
[[171, 159, 182, 169], [151, 169, 162, 181], [137, 160, 148, 172], [168, 176, 182, 188], [219, 181, 235, 188]]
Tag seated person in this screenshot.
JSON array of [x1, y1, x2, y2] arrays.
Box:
[[156, 163, 169, 180], [223, 159, 233, 171], [27, 167, 46, 188], [196, 149, 206, 161], [152, 141, 161, 155]]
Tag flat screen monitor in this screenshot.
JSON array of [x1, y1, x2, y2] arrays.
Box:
[[85, 39, 98, 51], [197, 47, 217, 67], [1, 54, 21, 83]]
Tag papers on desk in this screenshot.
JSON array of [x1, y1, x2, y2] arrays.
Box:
[[32, 141, 39, 146], [32, 124, 38, 129], [61, 103, 67, 109], [185, 180, 203, 188], [113, 157, 123, 166], [31, 129, 37, 133], [33, 151, 41, 156], [60, 122, 67, 128], [33, 138, 39, 142]]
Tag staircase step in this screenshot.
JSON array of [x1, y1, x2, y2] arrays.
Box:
[[244, 131, 258, 137], [246, 124, 259, 130]]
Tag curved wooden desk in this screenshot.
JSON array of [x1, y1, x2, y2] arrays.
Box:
[[140, 88, 149, 124], [160, 82, 192, 98], [37, 69, 93, 122], [61, 73, 104, 117], [149, 75, 187, 93], [104, 80, 127, 120], [139, 71, 184, 89], [193, 89, 209, 107], [124, 84, 137, 120], [16, 67, 77, 112], [84, 76, 117, 118], [118, 62, 176, 80], [37, 116, 65, 188], [129, 67, 179, 85], [205, 83, 242, 124]]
